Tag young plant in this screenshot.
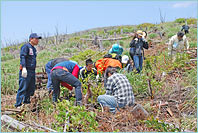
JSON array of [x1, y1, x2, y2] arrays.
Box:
[[54, 100, 99, 132]]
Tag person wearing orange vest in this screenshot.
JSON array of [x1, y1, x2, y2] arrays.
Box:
[[95, 57, 122, 75], [50, 60, 83, 105]]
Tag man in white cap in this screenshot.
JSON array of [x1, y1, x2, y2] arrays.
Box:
[[121, 55, 133, 73]]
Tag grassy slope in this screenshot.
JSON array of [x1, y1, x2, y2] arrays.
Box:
[[1, 18, 197, 132]]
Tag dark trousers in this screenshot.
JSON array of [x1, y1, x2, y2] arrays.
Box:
[[184, 30, 189, 34], [15, 70, 35, 107], [51, 69, 82, 102]]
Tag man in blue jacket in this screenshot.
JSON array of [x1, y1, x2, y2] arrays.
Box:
[[45, 58, 69, 94], [15, 33, 42, 108], [51, 60, 83, 105]]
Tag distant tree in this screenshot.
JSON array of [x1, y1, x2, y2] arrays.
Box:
[[54, 24, 59, 45], [159, 8, 166, 23]]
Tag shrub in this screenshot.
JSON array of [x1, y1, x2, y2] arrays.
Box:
[[187, 18, 197, 25], [148, 33, 157, 39], [103, 41, 111, 48], [137, 23, 155, 29], [108, 29, 117, 35], [175, 18, 185, 23], [175, 18, 197, 25], [68, 42, 77, 48], [81, 35, 90, 38], [189, 42, 197, 48], [168, 33, 175, 38], [1, 53, 15, 61], [123, 27, 134, 33], [143, 116, 180, 132], [63, 48, 72, 53], [125, 72, 149, 96], [119, 40, 124, 46], [54, 100, 98, 132], [37, 50, 51, 59]]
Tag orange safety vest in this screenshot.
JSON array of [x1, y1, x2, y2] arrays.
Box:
[[95, 58, 122, 74]]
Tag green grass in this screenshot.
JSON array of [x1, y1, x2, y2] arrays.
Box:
[[1, 18, 197, 104], [1, 18, 197, 132], [148, 33, 157, 39], [1, 53, 15, 62], [103, 41, 111, 48], [1, 58, 20, 94]]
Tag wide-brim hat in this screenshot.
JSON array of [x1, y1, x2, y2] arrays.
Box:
[[136, 30, 143, 36]]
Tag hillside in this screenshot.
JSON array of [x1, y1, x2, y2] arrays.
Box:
[[1, 18, 197, 132]]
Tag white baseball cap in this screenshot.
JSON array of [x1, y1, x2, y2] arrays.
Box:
[[121, 55, 129, 64]]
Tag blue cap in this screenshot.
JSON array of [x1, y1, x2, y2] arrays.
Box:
[[29, 33, 42, 39], [112, 44, 119, 52]]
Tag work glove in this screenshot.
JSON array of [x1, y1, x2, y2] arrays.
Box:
[[96, 75, 100, 81], [142, 38, 147, 42], [22, 67, 27, 78]]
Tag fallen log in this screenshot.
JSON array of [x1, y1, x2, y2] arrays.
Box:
[[31, 121, 57, 132], [1, 115, 57, 132], [1, 115, 31, 131], [80, 36, 131, 41], [1, 109, 24, 115]]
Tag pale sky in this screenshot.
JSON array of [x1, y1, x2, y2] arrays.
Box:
[[1, 1, 197, 47]]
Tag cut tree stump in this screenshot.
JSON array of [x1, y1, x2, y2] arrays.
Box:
[[130, 103, 149, 120]]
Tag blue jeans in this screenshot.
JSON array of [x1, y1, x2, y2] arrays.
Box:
[[133, 55, 143, 73], [45, 61, 53, 91], [97, 95, 125, 113], [51, 69, 82, 102], [15, 70, 36, 107]]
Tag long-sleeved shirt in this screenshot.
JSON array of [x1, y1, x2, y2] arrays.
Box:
[[79, 67, 97, 81], [54, 60, 79, 73], [105, 73, 135, 106], [20, 43, 37, 70], [51, 58, 69, 68], [181, 25, 190, 31], [52, 60, 81, 90], [122, 63, 133, 73], [129, 38, 148, 56], [168, 35, 189, 55]]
